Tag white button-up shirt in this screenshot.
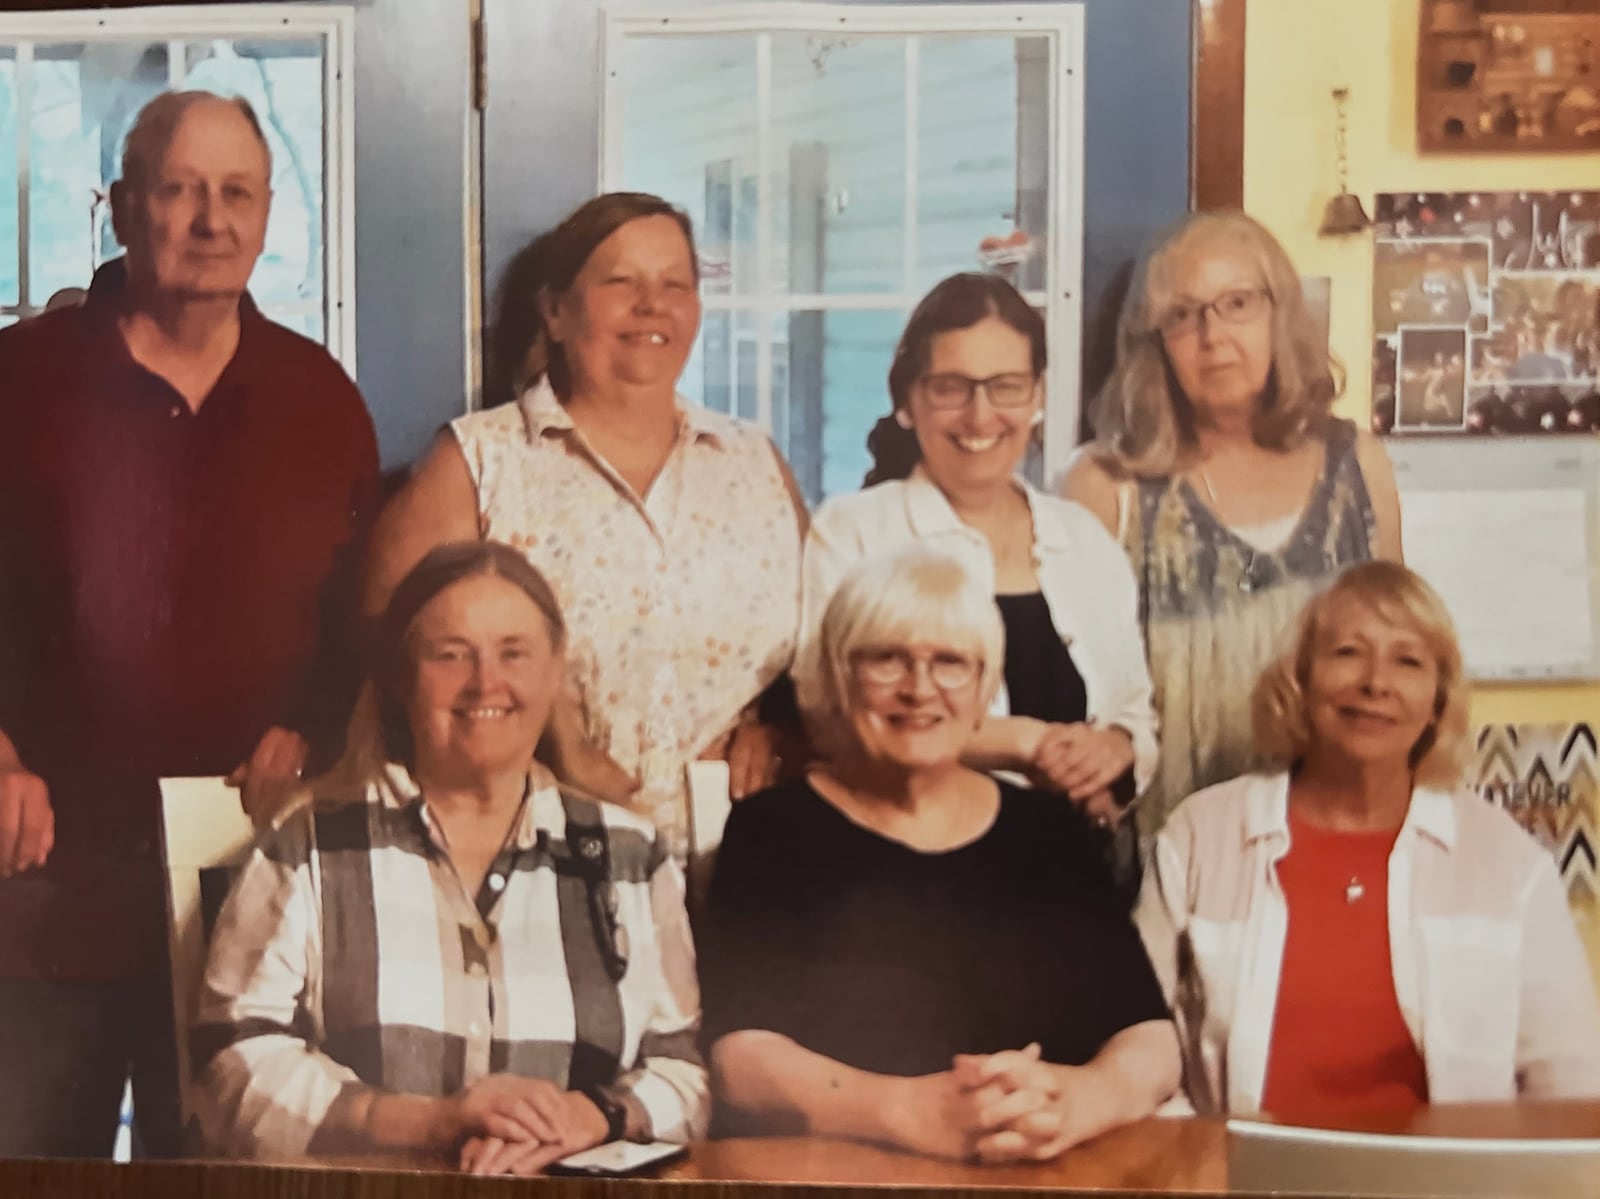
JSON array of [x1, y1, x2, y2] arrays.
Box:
[[793, 466, 1158, 791], [1136, 771, 1600, 1114]]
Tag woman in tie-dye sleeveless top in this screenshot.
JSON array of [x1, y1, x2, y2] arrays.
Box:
[[1065, 211, 1402, 838]]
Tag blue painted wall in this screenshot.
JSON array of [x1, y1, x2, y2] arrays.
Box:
[[343, 0, 471, 466]]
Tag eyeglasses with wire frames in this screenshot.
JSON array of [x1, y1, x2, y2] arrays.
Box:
[[850, 646, 981, 691], [915, 372, 1038, 411], [1154, 286, 1272, 340]]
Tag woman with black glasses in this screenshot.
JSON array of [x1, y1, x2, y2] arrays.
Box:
[[702, 546, 1177, 1162], [793, 272, 1157, 898], [193, 542, 706, 1174]]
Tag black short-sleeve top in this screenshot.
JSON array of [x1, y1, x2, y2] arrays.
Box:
[[697, 776, 1170, 1078]]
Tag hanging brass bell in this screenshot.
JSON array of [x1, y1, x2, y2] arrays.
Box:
[[1318, 190, 1372, 236]]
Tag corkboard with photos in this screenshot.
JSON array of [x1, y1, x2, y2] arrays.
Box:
[[1371, 190, 1600, 436]]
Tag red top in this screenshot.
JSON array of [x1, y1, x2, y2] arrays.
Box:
[[1261, 808, 1429, 1123], [0, 259, 380, 978]]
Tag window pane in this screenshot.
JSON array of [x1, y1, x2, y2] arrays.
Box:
[[185, 39, 325, 308], [620, 35, 758, 297], [684, 308, 767, 422], [915, 35, 1049, 295], [770, 35, 905, 296], [686, 309, 730, 414], [31, 41, 167, 304], [778, 307, 904, 504], [0, 50, 16, 307]]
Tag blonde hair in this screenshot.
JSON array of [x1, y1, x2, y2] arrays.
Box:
[[814, 545, 1004, 745], [1252, 561, 1472, 788], [1090, 210, 1343, 479]]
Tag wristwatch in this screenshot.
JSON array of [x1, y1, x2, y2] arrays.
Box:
[[581, 1084, 628, 1143]]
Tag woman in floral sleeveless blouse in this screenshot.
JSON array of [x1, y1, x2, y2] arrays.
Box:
[[365, 194, 805, 860], [1064, 211, 1403, 841]]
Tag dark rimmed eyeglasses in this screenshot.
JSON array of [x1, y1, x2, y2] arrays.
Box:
[[1155, 287, 1272, 339], [915, 372, 1038, 411]]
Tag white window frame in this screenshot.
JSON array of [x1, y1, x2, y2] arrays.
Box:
[[0, 4, 357, 370], [599, 2, 1086, 482]]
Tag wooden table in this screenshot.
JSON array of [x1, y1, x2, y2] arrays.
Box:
[[5, 1103, 1598, 1198], [660, 1102, 1600, 1190], [663, 1118, 1228, 1191]]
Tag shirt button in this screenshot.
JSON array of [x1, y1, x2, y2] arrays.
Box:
[[468, 961, 487, 979], [169, 405, 182, 418], [486, 873, 506, 893], [468, 1022, 485, 1039]]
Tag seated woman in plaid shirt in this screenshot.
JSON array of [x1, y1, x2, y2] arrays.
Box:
[[194, 541, 707, 1172]]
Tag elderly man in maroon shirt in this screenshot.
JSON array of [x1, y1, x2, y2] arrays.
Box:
[[0, 91, 379, 1158]]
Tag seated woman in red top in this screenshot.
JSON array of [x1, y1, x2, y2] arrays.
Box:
[[1137, 561, 1600, 1122], [699, 544, 1178, 1163]]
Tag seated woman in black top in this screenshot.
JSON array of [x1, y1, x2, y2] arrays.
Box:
[[700, 545, 1178, 1163]]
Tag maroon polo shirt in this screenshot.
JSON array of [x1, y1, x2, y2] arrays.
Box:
[[0, 258, 380, 979]]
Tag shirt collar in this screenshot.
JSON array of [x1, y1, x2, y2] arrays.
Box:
[[1242, 770, 1459, 851], [518, 376, 737, 447], [901, 463, 1061, 545], [372, 760, 564, 853], [83, 256, 264, 402]]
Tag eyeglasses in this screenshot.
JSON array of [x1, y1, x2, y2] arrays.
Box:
[[1155, 287, 1272, 339], [851, 647, 980, 690], [916, 372, 1038, 411]]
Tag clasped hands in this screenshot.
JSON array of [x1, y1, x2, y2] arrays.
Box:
[[437, 1075, 610, 1176], [895, 1043, 1104, 1164], [1023, 721, 1134, 828]]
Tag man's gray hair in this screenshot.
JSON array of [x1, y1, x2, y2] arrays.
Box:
[[119, 90, 273, 190]]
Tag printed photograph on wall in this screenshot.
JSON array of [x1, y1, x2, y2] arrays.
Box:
[[1371, 191, 1600, 436], [1473, 723, 1598, 962], [1396, 327, 1468, 431]]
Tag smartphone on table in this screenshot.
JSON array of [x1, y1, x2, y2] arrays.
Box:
[[547, 1140, 688, 1177]]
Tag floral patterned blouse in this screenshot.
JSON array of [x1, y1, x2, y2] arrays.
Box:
[[451, 380, 803, 858]]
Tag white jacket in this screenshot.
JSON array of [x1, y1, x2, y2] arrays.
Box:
[[1136, 771, 1600, 1114], [793, 467, 1159, 793]]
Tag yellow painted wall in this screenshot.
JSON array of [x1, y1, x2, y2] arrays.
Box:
[[1244, 0, 1598, 729], [1244, 0, 1600, 980]]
